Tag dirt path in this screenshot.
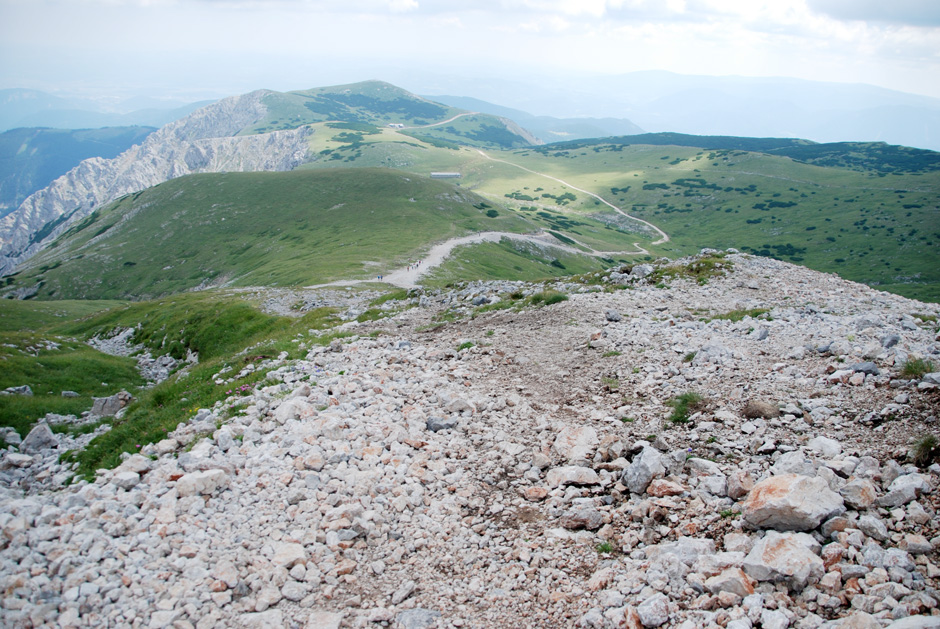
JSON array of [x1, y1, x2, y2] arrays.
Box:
[[305, 229, 647, 291], [474, 149, 670, 246], [402, 112, 477, 130]]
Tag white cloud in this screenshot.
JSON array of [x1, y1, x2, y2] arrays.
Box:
[[807, 0, 940, 27], [388, 0, 418, 12], [1, 0, 939, 100]]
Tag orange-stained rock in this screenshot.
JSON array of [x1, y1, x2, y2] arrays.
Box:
[[647, 479, 687, 497], [523, 487, 549, 501], [704, 567, 755, 598], [742, 474, 844, 531], [742, 531, 824, 590]]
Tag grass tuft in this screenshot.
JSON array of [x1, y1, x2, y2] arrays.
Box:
[[668, 391, 705, 424], [901, 358, 934, 378], [911, 435, 939, 467]]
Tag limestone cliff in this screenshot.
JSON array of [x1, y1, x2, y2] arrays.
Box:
[[0, 90, 310, 275]]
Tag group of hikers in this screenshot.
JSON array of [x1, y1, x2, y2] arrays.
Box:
[[375, 259, 424, 281]]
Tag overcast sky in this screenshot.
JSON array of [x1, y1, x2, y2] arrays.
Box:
[[1, 0, 939, 106]]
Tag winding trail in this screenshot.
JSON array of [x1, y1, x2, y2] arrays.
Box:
[[402, 112, 477, 130], [303, 134, 672, 292], [306, 229, 643, 291], [473, 149, 670, 246]]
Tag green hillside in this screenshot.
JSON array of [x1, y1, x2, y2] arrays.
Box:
[[495, 142, 940, 301], [239, 81, 535, 150], [2, 82, 938, 302], [544, 133, 940, 175], [242, 81, 464, 134], [0, 126, 155, 216], [4, 168, 537, 300], [294, 127, 940, 301]]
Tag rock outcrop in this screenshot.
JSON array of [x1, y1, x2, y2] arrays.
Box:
[[0, 90, 310, 274]]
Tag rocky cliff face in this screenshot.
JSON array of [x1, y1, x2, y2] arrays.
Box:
[[0, 90, 310, 275]]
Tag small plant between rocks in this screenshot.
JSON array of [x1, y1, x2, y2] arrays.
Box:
[[668, 391, 705, 424], [901, 357, 934, 378], [911, 434, 939, 467]]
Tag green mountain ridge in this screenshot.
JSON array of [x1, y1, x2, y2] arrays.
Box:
[[538, 132, 940, 175], [242, 81, 536, 150], [3, 168, 541, 300], [1, 80, 938, 302]]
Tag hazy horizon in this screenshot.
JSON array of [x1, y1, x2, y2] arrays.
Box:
[[1, 0, 939, 112]]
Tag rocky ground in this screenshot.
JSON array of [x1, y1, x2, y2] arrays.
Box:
[[2, 252, 940, 628]]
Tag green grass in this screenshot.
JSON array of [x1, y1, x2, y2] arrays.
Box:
[[369, 288, 411, 307], [402, 114, 533, 149], [421, 240, 606, 288], [0, 300, 144, 439], [668, 392, 705, 424], [650, 254, 733, 285], [531, 290, 569, 306], [239, 81, 466, 135], [58, 294, 342, 477], [0, 299, 126, 332], [7, 169, 534, 300], [7, 101, 940, 304], [709, 308, 771, 322], [911, 435, 939, 467], [596, 541, 614, 554], [504, 142, 939, 301], [901, 358, 935, 378]]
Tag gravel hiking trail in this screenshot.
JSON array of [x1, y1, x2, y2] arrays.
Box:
[[474, 148, 670, 246]]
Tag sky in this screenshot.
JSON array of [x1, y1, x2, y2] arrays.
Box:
[[1, 0, 939, 108]]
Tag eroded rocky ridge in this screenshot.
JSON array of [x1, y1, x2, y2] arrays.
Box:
[[2, 254, 940, 628], [0, 91, 310, 275]]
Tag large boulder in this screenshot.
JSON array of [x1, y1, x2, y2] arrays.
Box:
[[90, 391, 133, 417], [742, 531, 824, 590], [19, 422, 58, 453], [742, 474, 844, 531], [623, 446, 665, 494], [175, 469, 229, 497]]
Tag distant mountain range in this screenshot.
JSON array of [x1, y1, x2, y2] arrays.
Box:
[[425, 95, 644, 143], [406, 70, 940, 152], [0, 89, 210, 132]]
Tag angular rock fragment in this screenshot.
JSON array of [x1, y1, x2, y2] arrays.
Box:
[[553, 425, 598, 462], [704, 567, 755, 598], [175, 469, 229, 497], [559, 507, 606, 530], [546, 466, 600, 487], [19, 422, 58, 453], [839, 478, 877, 509], [623, 446, 664, 494], [743, 399, 779, 419], [743, 531, 824, 590], [742, 474, 844, 531]]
